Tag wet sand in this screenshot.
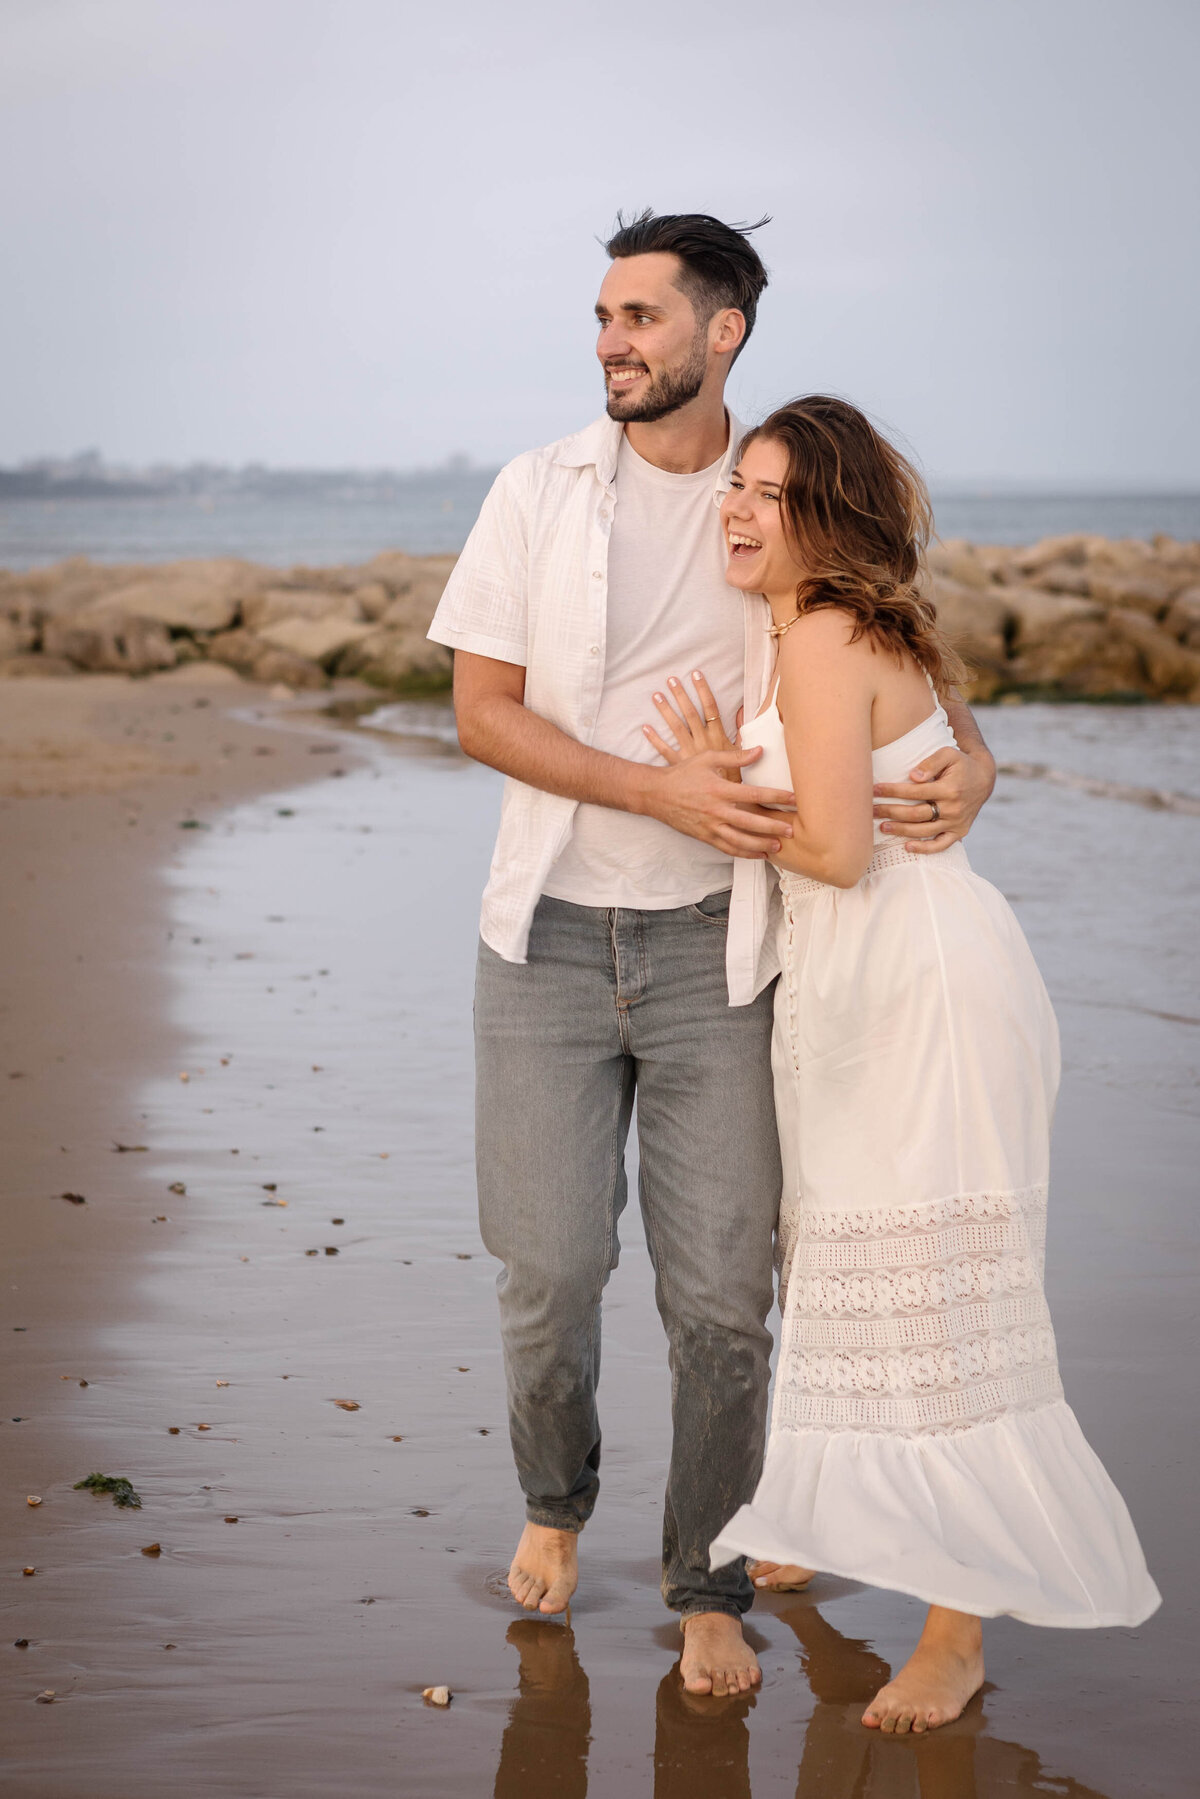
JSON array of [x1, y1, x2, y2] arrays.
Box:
[[1, 685, 1196, 1797]]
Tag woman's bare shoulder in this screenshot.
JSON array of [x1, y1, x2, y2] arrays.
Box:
[[778, 606, 878, 673]]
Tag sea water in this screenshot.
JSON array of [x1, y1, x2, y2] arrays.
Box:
[[2, 478, 1200, 570]]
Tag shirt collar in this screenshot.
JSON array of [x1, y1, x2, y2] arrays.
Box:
[[552, 409, 746, 493]]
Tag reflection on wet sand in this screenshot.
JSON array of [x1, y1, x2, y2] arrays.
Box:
[[496, 1622, 591, 1799], [492, 1602, 1115, 1799]]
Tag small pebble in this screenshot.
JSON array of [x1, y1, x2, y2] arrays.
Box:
[[422, 1685, 452, 1707], [22, 1567, 36, 1576], [141, 1543, 162, 1556], [35, 1689, 56, 1704], [26, 1496, 42, 1507]]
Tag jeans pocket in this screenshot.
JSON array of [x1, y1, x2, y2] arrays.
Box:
[[685, 888, 733, 927]]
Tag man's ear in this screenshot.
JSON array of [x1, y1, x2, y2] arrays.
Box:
[[711, 307, 746, 360]]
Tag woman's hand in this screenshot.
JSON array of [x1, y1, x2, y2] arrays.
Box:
[[643, 671, 737, 778]]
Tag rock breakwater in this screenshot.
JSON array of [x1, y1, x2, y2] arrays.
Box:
[[2, 534, 1199, 701]]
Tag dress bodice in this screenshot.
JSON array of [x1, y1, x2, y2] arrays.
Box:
[[738, 676, 958, 844]]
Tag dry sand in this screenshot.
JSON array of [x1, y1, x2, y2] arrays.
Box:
[[0, 677, 1192, 1798]]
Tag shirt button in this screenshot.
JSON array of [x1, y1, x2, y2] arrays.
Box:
[[588, 645, 600, 656], [591, 570, 602, 579]]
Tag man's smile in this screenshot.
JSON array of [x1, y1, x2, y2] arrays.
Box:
[[605, 363, 648, 387]]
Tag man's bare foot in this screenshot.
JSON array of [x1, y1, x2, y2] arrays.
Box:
[[747, 1559, 816, 1593], [679, 1612, 762, 1697], [507, 1522, 579, 1615], [862, 1605, 984, 1734]]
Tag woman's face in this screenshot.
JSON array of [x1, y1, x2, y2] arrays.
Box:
[[719, 436, 806, 596]]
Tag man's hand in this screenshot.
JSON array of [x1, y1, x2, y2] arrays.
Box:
[[641, 746, 796, 858], [872, 743, 996, 854]]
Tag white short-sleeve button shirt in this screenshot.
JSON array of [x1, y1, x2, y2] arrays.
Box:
[[428, 411, 782, 1006]]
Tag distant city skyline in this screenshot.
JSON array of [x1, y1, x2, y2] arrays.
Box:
[[3, 447, 1195, 500], [2, 1, 1197, 487]]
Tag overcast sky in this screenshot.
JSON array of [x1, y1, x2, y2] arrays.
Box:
[[2, 0, 1197, 485]]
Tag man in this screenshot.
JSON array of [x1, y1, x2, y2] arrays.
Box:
[[428, 212, 995, 1697]]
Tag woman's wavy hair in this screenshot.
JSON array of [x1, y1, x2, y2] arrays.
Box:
[[740, 395, 965, 692]]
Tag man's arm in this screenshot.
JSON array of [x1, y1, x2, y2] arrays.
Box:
[[872, 696, 997, 854], [454, 651, 796, 860]]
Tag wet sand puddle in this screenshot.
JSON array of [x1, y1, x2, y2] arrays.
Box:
[[3, 704, 1196, 1797]]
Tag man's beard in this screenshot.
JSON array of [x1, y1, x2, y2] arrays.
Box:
[[604, 329, 709, 423]]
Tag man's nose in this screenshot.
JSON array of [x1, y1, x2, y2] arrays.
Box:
[[596, 319, 632, 358]]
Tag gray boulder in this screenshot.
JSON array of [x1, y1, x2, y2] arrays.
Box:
[[43, 610, 176, 674], [90, 557, 272, 634], [207, 628, 328, 689], [1163, 587, 1200, 649], [241, 587, 364, 631], [255, 615, 375, 668], [336, 625, 453, 693]]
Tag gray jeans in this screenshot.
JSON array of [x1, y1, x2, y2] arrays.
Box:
[[474, 891, 781, 1620]]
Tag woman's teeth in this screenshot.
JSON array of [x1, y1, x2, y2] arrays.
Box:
[[728, 533, 762, 555]]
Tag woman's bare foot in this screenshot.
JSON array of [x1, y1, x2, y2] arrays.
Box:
[[862, 1606, 984, 1734], [507, 1522, 579, 1615], [747, 1559, 816, 1593], [679, 1613, 762, 1697]]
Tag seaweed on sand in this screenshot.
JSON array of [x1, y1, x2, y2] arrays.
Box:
[[74, 1473, 143, 1509]]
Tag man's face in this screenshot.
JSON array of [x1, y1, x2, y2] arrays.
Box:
[[594, 252, 714, 423]]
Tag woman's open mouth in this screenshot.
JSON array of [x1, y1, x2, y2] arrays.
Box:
[[727, 532, 762, 561]]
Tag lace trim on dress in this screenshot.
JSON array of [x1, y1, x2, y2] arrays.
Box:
[[773, 1370, 1064, 1435], [773, 1185, 1063, 1437], [795, 1186, 1047, 1241]]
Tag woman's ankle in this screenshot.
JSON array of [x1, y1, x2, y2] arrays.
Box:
[[919, 1605, 983, 1652]]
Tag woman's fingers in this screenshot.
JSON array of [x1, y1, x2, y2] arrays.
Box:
[[651, 691, 687, 743], [642, 723, 682, 764], [666, 675, 708, 744], [688, 669, 728, 743], [902, 831, 958, 856]]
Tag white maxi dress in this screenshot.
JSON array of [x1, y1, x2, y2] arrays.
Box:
[[710, 687, 1160, 1628]]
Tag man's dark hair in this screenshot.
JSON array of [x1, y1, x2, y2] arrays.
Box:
[[604, 210, 770, 357]]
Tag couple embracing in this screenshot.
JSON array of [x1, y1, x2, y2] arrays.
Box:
[[428, 212, 1158, 1734]]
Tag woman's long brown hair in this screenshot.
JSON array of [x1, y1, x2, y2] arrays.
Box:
[[740, 395, 965, 693]]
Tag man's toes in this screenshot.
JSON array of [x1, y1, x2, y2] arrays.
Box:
[[683, 1670, 714, 1695]]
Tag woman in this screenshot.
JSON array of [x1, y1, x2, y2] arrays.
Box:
[[643, 396, 1160, 1734]]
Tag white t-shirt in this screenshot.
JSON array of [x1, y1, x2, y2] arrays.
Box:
[[542, 434, 745, 908]]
